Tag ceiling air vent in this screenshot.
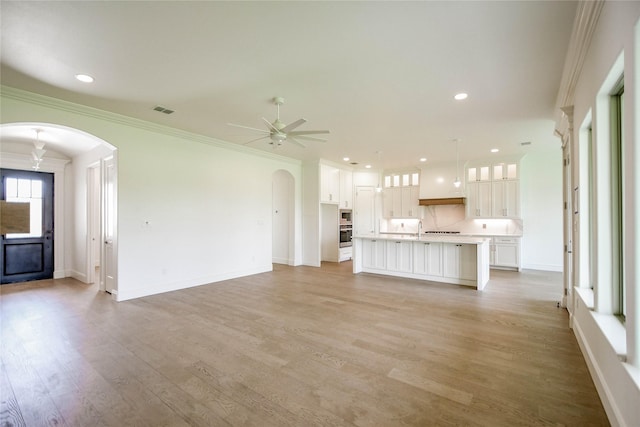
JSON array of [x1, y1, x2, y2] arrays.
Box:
[[153, 105, 175, 115], [520, 141, 532, 146], [350, 162, 359, 165]]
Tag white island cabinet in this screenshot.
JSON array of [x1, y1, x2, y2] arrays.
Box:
[[353, 234, 490, 290]]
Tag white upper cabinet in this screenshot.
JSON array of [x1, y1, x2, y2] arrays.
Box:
[[401, 186, 420, 217], [382, 185, 420, 218], [321, 165, 353, 207], [320, 164, 340, 204], [467, 181, 492, 218], [492, 180, 520, 218], [382, 187, 401, 218], [340, 169, 353, 208]]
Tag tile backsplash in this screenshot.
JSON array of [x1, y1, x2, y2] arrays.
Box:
[[379, 205, 523, 236]]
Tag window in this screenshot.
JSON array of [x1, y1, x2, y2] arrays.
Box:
[[610, 79, 625, 319], [4, 177, 43, 239], [587, 127, 596, 290]]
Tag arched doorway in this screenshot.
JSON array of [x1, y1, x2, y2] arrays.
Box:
[[0, 123, 117, 291], [272, 170, 294, 265]]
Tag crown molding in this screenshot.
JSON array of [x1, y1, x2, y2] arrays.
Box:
[[0, 85, 301, 167], [554, 0, 604, 124]]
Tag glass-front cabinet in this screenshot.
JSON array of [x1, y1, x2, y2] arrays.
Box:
[[382, 171, 420, 218], [465, 160, 520, 219]]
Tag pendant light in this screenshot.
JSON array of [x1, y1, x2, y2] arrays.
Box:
[[453, 138, 461, 188], [375, 150, 383, 192], [31, 129, 46, 171]]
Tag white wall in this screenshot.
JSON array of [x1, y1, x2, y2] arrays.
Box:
[[520, 150, 564, 271], [1, 88, 303, 301]]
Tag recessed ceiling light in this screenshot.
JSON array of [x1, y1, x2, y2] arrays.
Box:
[[491, 148, 499, 153], [343, 157, 350, 162], [365, 164, 372, 169], [75, 74, 94, 83], [419, 157, 427, 162], [454, 93, 468, 101]]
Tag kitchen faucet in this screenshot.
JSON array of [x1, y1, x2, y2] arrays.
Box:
[[417, 220, 423, 237]]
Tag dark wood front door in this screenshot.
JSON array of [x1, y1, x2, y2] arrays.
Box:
[[1, 169, 54, 284]]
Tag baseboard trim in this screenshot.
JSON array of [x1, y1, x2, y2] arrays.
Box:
[[115, 265, 273, 302], [521, 263, 563, 272], [69, 270, 89, 283]]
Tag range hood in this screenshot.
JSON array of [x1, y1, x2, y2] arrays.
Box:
[[419, 197, 466, 206]]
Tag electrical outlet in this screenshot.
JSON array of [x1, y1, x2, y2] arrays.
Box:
[[482, 223, 487, 229]]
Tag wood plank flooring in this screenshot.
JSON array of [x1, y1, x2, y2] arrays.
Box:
[[0, 262, 609, 426]]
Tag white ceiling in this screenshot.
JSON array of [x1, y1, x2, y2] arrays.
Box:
[[0, 1, 577, 170]]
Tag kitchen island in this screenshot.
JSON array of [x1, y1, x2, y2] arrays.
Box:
[[352, 234, 491, 290]]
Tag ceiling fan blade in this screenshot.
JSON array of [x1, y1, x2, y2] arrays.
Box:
[[228, 123, 270, 134], [242, 135, 270, 145], [280, 118, 307, 133], [289, 138, 307, 148], [294, 135, 327, 142], [288, 130, 330, 136], [262, 117, 279, 133]]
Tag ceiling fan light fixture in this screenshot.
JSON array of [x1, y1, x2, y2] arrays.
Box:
[[229, 96, 329, 149], [271, 133, 287, 143]]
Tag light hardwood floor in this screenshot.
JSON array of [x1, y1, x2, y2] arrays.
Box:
[[1, 262, 609, 426]]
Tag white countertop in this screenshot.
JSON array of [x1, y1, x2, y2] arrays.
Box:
[[379, 231, 522, 238], [354, 234, 490, 244]]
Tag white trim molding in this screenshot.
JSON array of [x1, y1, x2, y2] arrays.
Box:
[[555, 0, 605, 123]]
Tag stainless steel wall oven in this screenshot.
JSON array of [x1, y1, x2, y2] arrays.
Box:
[[339, 209, 352, 247]]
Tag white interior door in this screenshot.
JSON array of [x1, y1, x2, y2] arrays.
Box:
[[86, 163, 101, 284], [272, 170, 294, 265], [355, 186, 375, 235], [102, 155, 117, 294]]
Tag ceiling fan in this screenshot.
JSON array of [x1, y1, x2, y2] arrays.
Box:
[[228, 97, 330, 148]]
